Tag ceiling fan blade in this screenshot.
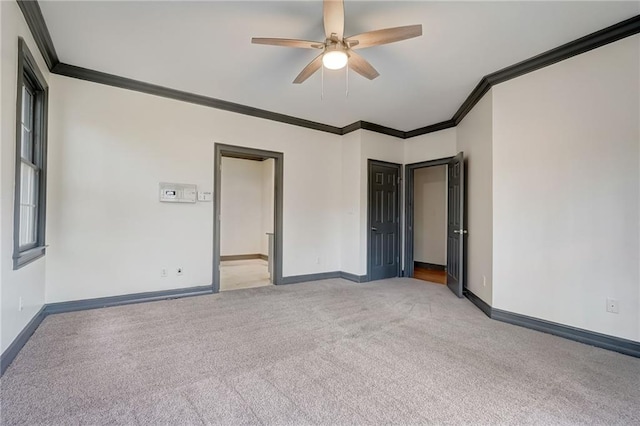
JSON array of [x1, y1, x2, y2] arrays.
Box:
[[293, 53, 324, 84], [323, 0, 344, 40], [348, 51, 379, 80], [346, 24, 422, 49], [251, 38, 323, 49]]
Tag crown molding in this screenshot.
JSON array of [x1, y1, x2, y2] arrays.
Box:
[[405, 119, 456, 139], [452, 14, 640, 126], [16, 0, 59, 71], [17, 2, 640, 139], [341, 121, 363, 135], [358, 121, 406, 138], [52, 62, 345, 135]]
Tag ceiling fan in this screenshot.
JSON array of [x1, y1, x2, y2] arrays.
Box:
[[251, 0, 422, 84]]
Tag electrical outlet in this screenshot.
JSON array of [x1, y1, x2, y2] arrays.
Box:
[[18, 297, 23, 312], [160, 268, 168, 277], [316, 257, 320, 264], [176, 267, 184, 276], [482, 275, 487, 287], [606, 298, 619, 314]]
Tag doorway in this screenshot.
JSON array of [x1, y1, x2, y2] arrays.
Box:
[[412, 164, 447, 285], [405, 153, 466, 297], [213, 144, 283, 293], [218, 156, 274, 291], [367, 160, 402, 281]]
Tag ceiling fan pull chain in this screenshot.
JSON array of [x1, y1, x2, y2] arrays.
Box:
[[321, 64, 324, 100], [346, 64, 349, 98]]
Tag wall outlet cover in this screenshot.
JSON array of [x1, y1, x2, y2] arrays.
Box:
[[606, 298, 619, 314], [176, 267, 184, 276]]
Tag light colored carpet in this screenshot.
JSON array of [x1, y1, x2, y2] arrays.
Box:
[[1, 278, 639, 425], [220, 259, 271, 291]]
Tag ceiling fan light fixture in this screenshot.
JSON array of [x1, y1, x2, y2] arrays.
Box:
[[252, 0, 423, 83], [322, 50, 348, 70]]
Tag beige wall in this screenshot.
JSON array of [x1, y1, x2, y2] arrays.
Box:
[[404, 128, 457, 165], [45, 75, 343, 303], [457, 92, 494, 305], [220, 157, 273, 257], [0, 1, 51, 353], [340, 130, 362, 275], [261, 159, 274, 256], [220, 157, 263, 256], [4, 3, 638, 355], [492, 35, 640, 341]]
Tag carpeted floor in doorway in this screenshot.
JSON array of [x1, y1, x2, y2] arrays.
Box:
[[1, 277, 639, 425]]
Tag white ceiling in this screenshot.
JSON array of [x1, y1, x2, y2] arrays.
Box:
[[39, 1, 639, 131]]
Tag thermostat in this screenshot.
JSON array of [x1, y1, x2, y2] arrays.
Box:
[[159, 183, 197, 203]]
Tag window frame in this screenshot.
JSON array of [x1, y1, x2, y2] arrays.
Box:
[[13, 38, 48, 269]]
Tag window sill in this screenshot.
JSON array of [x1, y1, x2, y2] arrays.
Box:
[[13, 246, 47, 270]]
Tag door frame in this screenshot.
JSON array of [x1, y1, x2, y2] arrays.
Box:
[[367, 159, 403, 281], [213, 143, 284, 293], [404, 156, 453, 279]]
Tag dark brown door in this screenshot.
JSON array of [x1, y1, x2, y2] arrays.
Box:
[[368, 161, 401, 281], [446, 152, 466, 297]]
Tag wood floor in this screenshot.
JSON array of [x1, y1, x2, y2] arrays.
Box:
[[414, 267, 446, 285]]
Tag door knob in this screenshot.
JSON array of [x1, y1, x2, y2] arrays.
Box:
[[453, 229, 468, 234], [371, 227, 378, 231]]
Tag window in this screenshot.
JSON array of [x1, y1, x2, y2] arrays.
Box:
[[14, 38, 48, 269]]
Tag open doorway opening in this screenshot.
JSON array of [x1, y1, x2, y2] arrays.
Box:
[[405, 153, 466, 297], [219, 157, 274, 291], [412, 165, 447, 285], [213, 144, 283, 293]]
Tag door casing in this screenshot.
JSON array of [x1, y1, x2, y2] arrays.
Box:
[[367, 159, 403, 281], [213, 143, 284, 293]]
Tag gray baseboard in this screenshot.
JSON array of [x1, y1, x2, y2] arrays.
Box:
[[3, 270, 365, 374], [464, 289, 640, 359], [414, 261, 446, 271], [6, 278, 637, 379], [339, 272, 369, 283], [491, 309, 640, 358], [1, 306, 47, 375], [281, 271, 369, 285], [45, 285, 214, 315], [1, 285, 213, 377], [281, 271, 341, 285], [220, 254, 266, 261], [464, 289, 492, 318]]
